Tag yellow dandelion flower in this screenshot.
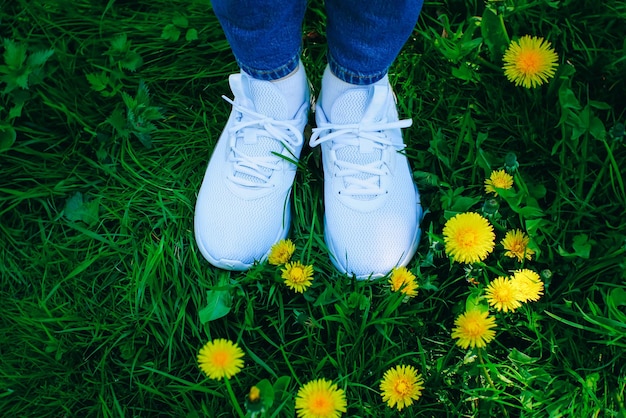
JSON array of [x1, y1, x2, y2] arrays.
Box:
[[451, 309, 497, 349], [443, 212, 496, 264], [295, 378, 347, 418], [510, 269, 544, 302], [197, 339, 244, 380], [484, 169, 514, 196], [248, 386, 261, 403], [501, 229, 534, 262], [389, 267, 419, 298], [268, 239, 296, 265], [503, 35, 559, 88], [281, 261, 314, 293], [485, 276, 522, 312], [379, 365, 425, 411]]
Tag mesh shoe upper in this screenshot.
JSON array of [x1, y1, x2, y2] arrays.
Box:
[[195, 69, 310, 270], [310, 73, 422, 279]]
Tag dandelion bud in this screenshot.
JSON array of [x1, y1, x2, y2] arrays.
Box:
[[541, 269, 553, 280], [504, 152, 519, 172], [248, 386, 260, 402], [482, 198, 500, 216]]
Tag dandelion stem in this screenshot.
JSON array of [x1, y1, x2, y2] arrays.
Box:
[[224, 377, 246, 418], [475, 56, 503, 72], [477, 349, 509, 418]]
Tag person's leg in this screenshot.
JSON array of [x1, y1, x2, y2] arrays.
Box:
[[211, 0, 307, 80], [325, 0, 423, 85], [195, 0, 310, 270], [310, 0, 424, 279]]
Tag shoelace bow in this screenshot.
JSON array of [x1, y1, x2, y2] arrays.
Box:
[[223, 96, 304, 188], [309, 119, 412, 196]]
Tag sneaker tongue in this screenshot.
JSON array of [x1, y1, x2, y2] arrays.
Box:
[[233, 79, 287, 184], [248, 78, 288, 121], [331, 89, 382, 199]]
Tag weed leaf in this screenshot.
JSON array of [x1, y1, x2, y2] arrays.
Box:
[[161, 24, 181, 42], [63, 192, 100, 226], [172, 15, 188, 28], [558, 234, 593, 259], [199, 288, 232, 323], [26, 49, 54, 67], [86, 72, 109, 92], [109, 33, 128, 53], [185, 28, 198, 42], [0, 124, 16, 151], [106, 107, 129, 139], [2, 39, 27, 69], [481, 7, 509, 60], [120, 51, 142, 72]]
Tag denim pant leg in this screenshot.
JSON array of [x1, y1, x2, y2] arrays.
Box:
[[325, 0, 424, 85], [211, 0, 307, 80]]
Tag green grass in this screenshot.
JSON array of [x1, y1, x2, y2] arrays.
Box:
[[1, 0, 625, 416]]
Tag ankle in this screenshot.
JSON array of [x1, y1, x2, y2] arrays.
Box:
[[320, 65, 389, 111], [245, 61, 308, 120]]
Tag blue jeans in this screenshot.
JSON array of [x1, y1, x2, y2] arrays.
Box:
[[211, 0, 424, 85]]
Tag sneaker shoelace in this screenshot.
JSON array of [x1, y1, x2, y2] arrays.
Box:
[[223, 95, 304, 189], [309, 119, 412, 197]]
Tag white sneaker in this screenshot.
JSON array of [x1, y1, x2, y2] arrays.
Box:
[[195, 64, 310, 270], [309, 68, 422, 279]]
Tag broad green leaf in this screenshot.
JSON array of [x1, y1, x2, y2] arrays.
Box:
[[198, 288, 232, 323], [451, 63, 478, 82], [508, 348, 538, 365], [588, 115, 606, 140], [26, 49, 55, 67], [450, 195, 481, 213], [588, 100, 611, 110], [121, 91, 135, 109], [558, 234, 593, 259], [271, 376, 291, 411], [480, 7, 509, 60], [172, 15, 189, 28], [185, 28, 199, 42], [528, 183, 547, 199], [8, 89, 28, 119], [107, 107, 126, 131], [110, 33, 129, 53], [139, 107, 164, 121], [86, 72, 109, 92], [119, 51, 143, 71], [63, 192, 100, 226], [106, 107, 130, 139], [257, 379, 275, 409], [161, 24, 181, 42], [517, 205, 544, 218], [572, 234, 592, 258], [134, 131, 153, 149], [0, 124, 16, 152], [465, 286, 487, 313], [347, 292, 369, 310], [135, 81, 151, 106], [609, 287, 626, 307], [14, 70, 30, 90], [272, 376, 291, 396], [2, 39, 27, 69]]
